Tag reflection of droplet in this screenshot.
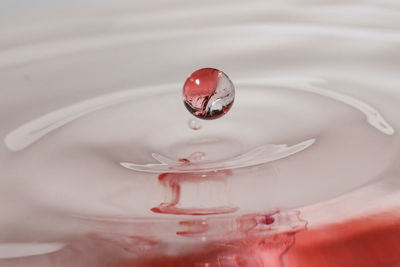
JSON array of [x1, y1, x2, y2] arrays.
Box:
[[183, 68, 235, 120], [188, 118, 202, 130]]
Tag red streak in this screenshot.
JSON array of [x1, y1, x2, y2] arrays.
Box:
[[151, 170, 237, 215]]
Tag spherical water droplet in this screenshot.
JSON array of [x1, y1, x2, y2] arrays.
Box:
[[183, 68, 235, 120], [188, 118, 202, 130]]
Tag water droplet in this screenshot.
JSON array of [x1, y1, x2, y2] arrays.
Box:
[[183, 68, 235, 120], [188, 118, 202, 130]]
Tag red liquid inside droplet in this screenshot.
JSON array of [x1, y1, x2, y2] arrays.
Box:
[[183, 68, 235, 120], [183, 68, 219, 98]]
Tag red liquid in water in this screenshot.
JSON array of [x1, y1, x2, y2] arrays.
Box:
[[151, 170, 238, 215], [97, 211, 400, 267], [4, 209, 400, 266]]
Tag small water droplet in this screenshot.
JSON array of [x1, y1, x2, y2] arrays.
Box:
[[188, 118, 202, 130], [183, 68, 235, 120]]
